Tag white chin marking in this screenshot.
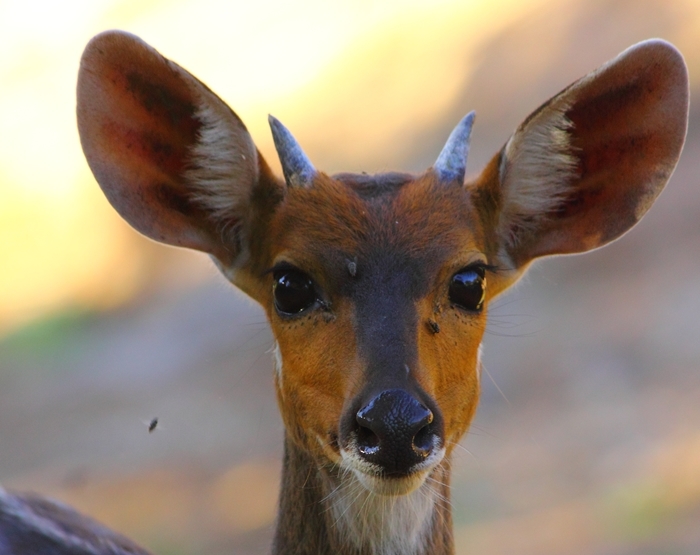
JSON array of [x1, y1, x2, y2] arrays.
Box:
[[325, 470, 441, 555], [355, 469, 428, 496], [325, 447, 446, 555]]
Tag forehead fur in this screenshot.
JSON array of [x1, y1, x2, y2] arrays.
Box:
[[266, 171, 483, 281]]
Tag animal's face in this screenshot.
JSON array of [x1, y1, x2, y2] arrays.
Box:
[[256, 171, 502, 493], [76, 31, 688, 498]]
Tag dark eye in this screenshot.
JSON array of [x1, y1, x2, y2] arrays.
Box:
[[449, 266, 486, 312], [273, 268, 318, 315]]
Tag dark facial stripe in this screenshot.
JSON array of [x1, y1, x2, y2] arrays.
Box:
[[350, 248, 428, 390]]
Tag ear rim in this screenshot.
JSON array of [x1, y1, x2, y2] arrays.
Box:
[[490, 38, 689, 269]]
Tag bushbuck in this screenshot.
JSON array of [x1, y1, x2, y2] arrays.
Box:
[[0, 31, 688, 555]]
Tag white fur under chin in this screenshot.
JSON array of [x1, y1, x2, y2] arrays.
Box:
[[324, 468, 443, 555]]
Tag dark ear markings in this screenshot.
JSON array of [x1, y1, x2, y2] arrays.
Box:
[[125, 70, 198, 131], [153, 183, 198, 217], [566, 77, 646, 133]]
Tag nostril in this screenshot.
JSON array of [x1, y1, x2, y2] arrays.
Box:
[[412, 420, 434, 458], [356, 405, 382, 456], [356, 425, 380, 456]]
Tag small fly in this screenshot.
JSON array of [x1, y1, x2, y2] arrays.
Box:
[[147, 417, 158, 433]]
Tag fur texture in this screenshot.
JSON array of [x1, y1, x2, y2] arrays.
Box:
[[497, 97, 578, 263], [185, 98, 260, 263], [323, 468, 444, 555]]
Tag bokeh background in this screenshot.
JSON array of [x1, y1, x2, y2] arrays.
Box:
[[1, 0, 699, 554]]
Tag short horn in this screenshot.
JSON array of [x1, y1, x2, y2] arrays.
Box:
[[434, 111, 476, 183], [268, 115, 316, 188]]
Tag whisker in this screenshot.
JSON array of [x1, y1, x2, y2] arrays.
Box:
[[446, 440, 477, 460], [481, 361, 510, 406]]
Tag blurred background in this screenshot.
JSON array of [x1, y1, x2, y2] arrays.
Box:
[[1, 0, 699, 553]]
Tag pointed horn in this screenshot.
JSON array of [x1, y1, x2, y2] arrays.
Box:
[[268, 115, 316, 187], [434, 111, 476, 183]]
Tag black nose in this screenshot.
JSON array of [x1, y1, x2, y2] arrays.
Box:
[[355, 389, 437, 475]]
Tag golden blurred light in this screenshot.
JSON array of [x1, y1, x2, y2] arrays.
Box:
[[0, 0, 544, 334], [2, 0, 698, 334]]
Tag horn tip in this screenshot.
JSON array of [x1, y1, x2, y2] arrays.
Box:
[[458, 111, 476, 135], [267, 115, 316, 187], [433, 110, 477, 183], [466, 110, 476, 126], [268, 114, 283, 136]]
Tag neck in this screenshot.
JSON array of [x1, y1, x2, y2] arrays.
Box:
[[272, 436, 454, 555]]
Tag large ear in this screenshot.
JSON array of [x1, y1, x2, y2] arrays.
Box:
[[77, 30, 277, 267], [475, 39, 689, 270]]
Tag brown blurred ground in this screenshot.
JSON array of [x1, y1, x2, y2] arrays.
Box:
[[1, 0, 700, 554]]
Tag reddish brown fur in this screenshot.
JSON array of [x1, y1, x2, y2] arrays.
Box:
[[247, 172, 488, 463]]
